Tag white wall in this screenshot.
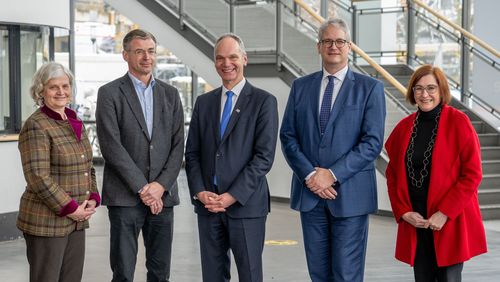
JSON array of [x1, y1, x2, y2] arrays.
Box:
[[0, 0, 69, 29], [0, 142, 26, 213], [249, 77, 293, 199], [471, 0, 500, 125]]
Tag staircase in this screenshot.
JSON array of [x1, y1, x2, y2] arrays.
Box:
[[361, 64, 500, 220]]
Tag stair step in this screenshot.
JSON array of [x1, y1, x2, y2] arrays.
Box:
[[471, 121, 486, 133], [478, 189, 500, 205], [480, 174, 500, 190], [482, 160, 500, 174], [482, 146, 500, 160], [368, 64, 415, 76], [477, 133, 500, 146], [480, 204, 500, 220], [460, 109, 482, 122]]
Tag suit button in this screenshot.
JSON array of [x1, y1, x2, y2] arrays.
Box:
[[216, 153, 220, 158], [146, 166, 150, 171], [150, 145, 154, 150]]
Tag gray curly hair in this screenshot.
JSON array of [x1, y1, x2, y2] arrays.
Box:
[[317, 18, 351, 42], [30, 62, 74, 106]]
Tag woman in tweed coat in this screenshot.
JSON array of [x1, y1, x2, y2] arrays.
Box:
[[17, 62, 100, 282]]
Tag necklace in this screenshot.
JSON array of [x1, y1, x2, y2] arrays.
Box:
[[406, 108, 441, 188]]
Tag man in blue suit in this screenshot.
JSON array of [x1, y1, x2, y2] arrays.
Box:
[[280, 18, 386, 282], [185, 33, 279, 282]]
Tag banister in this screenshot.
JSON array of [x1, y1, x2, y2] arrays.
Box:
[[293, 0, 407, 95], [412, 0, 500, 58]]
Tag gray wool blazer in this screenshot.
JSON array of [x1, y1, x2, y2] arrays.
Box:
[[96, 73, 184, 207]]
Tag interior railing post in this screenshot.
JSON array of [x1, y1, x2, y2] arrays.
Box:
[[229, 0, 235, 33], [179, 0, 185, 29], [352, 4, 357, 64], [407, 0, 415, 67], [320, 0, 328, 19], [460, 0, 471, 103], [276, 0, 282, 71]]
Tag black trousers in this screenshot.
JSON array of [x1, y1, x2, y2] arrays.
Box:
[[108, 203, 174, 282], [413, 228, 463, 282], [24, 229, 85, 282]]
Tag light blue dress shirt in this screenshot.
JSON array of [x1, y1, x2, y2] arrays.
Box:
[[128, 73, 155, 138]]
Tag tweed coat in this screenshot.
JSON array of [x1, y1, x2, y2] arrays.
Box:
[[17, 108, 98, 237]]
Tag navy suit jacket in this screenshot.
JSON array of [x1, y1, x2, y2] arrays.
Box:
[[280, 68, 386, 217], [185, 81, 279, 218]]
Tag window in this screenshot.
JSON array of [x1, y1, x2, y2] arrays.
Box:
[[0, 28, 9, 131], [20, 29, 47, 122], [0, 24, 70, 134]]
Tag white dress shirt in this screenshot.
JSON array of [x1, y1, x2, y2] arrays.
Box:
[[220, 78, 246, 120]]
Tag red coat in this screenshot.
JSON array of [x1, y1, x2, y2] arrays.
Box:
[[385, 104, 487, 267]]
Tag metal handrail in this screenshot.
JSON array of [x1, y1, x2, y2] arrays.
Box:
[[293, 0, 407, 95], [412, 0, 500, 59]]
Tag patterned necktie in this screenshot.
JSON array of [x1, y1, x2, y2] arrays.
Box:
[[220, 90, 234, 138], [319, 75, 335, 134]]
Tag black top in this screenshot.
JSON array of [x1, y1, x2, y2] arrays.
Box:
[[405, 105, 441, 218]]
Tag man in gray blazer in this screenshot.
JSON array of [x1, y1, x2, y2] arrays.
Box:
[[185, 34, 279, 282], [96, 29, 184, 282]]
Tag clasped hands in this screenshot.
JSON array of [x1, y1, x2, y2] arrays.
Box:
[[402, 211, 448, 231], [67, 199, 97, 222], [140, 181, 165, 215], [305, 167, 338, 200], [196, 191, 236, 213]]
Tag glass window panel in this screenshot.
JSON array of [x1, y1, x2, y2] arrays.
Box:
[[0, 28, 9, 132], [20, 30, 44, 123], [54, 27, 70, 68]]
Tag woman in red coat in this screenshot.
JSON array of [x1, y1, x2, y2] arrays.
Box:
[[385, 64, 487, 281]]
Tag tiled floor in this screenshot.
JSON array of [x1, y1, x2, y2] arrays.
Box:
[[1, 167, 499, 281]]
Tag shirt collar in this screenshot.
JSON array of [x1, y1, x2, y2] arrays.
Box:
[[128, 72, 156, 88], [222, 78, 246, 97], [322, 64, 349, 82], [41, 106, 78, 121]]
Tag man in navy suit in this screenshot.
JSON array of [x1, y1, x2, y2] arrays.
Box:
[[185, 34, 279, 282], [280, 18, 386, 282]]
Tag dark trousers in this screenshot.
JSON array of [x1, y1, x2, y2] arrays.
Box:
[[108, 203, 174, 282], [300, 200, 369, 282], [197, 213, 267, 282], [24, 229, 85, 282], [414, 229, 463, 282]]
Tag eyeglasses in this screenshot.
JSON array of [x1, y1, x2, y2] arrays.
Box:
[[128, 49, 156, 56], [319, 39, 349, 48], [413, 85, 439, 95]]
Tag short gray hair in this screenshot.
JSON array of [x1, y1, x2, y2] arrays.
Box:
[[214, 33, 247, 58], [123, 29, 157, 51], [317, 18, 351, 42], [30, 62, 74, 106]]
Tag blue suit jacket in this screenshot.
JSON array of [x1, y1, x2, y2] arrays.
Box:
[[185, 81, 279, 218], [280, 68, 386, 217]]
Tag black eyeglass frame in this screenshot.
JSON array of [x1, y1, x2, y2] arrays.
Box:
[[319, 39, 349, 48]]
